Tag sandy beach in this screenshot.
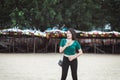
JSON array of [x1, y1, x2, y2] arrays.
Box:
[[0, 53, 120, 80]]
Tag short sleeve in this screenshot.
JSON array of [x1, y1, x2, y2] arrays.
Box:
[[76, 41, 81, 50], [59, 39, 66, 47]]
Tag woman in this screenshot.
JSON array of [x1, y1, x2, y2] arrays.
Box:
[[59, 28, 83, 80]]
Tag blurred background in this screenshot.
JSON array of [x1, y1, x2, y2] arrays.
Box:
[[0, 0, 120, 53]]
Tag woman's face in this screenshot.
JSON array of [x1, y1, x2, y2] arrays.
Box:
[[67, 30, 72, 39]]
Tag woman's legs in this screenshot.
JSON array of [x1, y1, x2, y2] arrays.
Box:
[[70, 59, 78, 80], [61, 56, 69, 80]]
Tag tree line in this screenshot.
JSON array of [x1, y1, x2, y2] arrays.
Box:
[[0, 0, 120, 31]]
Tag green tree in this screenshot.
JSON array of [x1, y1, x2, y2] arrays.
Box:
[[0, 0, 120, 31], [102, 0, 120, 31]]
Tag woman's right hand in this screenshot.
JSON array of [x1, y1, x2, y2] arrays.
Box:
[[59, 40, 71, 53]]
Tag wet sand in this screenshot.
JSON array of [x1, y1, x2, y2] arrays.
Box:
[[0, 53, 120, 80]]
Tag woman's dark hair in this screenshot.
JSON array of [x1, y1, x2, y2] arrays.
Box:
[[67, 28, 76, 40]]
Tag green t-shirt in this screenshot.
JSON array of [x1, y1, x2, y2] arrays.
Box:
[[59, 38, 81, 55]]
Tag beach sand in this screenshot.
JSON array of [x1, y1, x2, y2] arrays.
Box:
[[0, 53, 120, 80]]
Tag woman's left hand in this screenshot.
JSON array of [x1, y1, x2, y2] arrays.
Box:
[[68, 56, 76, 61], [69, 49, 83, 61]]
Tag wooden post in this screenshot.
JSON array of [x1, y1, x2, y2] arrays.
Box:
[[12, 37, 15, 53], [33, 37, 36, 53]]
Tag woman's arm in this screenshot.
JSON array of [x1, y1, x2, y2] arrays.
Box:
[[76, 49, 83, 57], [59, 41, 71, 53], [69, 49, 83, 61], [59, 46, 67, 53]]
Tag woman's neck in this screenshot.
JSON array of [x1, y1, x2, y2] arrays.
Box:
[[67, 38, 73, 41]]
